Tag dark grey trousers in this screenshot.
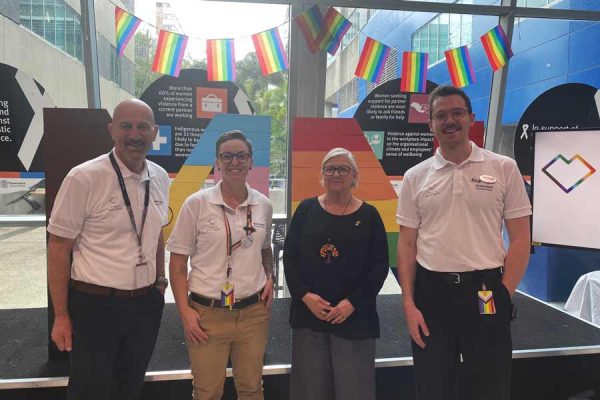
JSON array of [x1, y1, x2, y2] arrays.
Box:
[[289, 328, 376, 400]]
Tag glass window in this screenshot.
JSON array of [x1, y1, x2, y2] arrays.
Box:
[[20, 0, 32, 30], [65, 5, 74, 57], [31, 0, 44, 37], [54, 0, 65, 51], [43, 0, 56, 44]]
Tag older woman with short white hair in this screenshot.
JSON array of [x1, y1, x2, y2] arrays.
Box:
[[284, 147, 389, 400]]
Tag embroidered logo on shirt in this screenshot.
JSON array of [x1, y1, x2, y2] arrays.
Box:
[[254, 222, 266, 229], [423, 185, 440, 197]]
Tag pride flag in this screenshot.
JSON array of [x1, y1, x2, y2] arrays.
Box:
[[355, 37, 391, 83], [115, 6, 141, 56], [152, 30, 188, 77], [480, 25, 513, 71], [294, 5, 324, 53], [252, 28, 289, 76], [400, 51, 428, 93], [207, 39, 236, 81], [316, 7, 351, 55], [444, 46, 476, 87]]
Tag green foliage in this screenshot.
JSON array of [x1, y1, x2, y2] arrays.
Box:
[[134, 31, 161, 97]]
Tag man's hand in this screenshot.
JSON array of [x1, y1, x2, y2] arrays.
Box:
[[261, 277, 274, 309], [325, 298, 355, 324], [52, 315, 73, 352], [302, 292, 332, 320], [404, 302, 429, 349], [180, 306, 208, 344]]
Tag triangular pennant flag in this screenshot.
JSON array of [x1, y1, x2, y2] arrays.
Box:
[[152, 29, 188, 77], [252, 28, 289, 76], [400, 51, 428, 93], [294, 5, 324, 54], [206, 39, 236, 81], [480, 25, 513, 71], [315, 7, 352, 56], [444, 46, 476, 87], [115, 6, 141, 57], [355, 37, 391, 83]]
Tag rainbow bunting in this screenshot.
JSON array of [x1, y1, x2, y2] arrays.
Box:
[[151, 29, 188, 77], [355, 37, 391, 83], [252, 28, 289, 76], [294, 5, 324, 54], [480, 25, 513, 71], [400, 51, 428, 93], [115, 6, 141, 57], [207, 39, 236, 81], [316, 7, 352, 55], [444, 46, 476, 88]]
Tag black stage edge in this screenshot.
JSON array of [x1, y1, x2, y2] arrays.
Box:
[[2, 294, 600, 399]]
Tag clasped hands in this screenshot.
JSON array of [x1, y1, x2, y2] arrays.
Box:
[[302, 292, 354, 325]]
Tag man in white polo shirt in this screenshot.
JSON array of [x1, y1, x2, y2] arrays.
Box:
[[47, 98, 170, 400], [396, 85, 531, 400]]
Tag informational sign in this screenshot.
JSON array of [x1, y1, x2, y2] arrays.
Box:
[[354, 79, 438, 178], [140, 68, 253, 174], [515, 83, 600, 178], [533, 130, 600, 250], [0, 62, 54, 194]]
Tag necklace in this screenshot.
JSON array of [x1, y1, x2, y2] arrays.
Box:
[[320, 195, 353, 264], [323, 194, 352, 216]]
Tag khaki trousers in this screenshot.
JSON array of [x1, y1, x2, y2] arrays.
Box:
[[188, 300, 270, 400]]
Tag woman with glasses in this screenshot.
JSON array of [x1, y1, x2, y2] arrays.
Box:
[[167, 130, 274, 400], [283, 147, 389, 400]]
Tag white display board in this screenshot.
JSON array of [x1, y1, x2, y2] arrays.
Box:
[[533, 130, 600, 249]]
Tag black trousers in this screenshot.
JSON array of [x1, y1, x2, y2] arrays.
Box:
[[412, 265, 513, 400], [67, 287, 164, 400]]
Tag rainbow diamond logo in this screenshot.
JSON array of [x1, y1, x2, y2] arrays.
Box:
[[542, 154, 596, 193]]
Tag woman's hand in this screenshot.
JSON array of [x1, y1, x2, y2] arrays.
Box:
[[302, 292, 332, 320], [180, 305, 209, 344], [326, 298, 355, 324]]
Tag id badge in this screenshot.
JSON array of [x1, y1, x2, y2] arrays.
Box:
[[241, 235, 253, 248], [221, 283, 234, 309], [135, 262, 149, 287], [478, 284, 496, 315]]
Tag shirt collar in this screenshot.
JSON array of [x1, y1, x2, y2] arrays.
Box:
[[432, 141, 484, 170], [110, 148, 153, 181], [208, 180, 258, 207]]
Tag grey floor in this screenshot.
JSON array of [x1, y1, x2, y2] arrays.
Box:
[[0, 226, 401, 310]]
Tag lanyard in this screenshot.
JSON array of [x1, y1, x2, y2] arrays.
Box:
[[221, 204, 254, 279], [109, 153, 150, 258]]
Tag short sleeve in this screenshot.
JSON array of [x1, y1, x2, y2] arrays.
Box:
[[47, 172, 88, 239], [167, 195, 199, 255], [396, 172, 420, 228], [503, 160, 532, 220]]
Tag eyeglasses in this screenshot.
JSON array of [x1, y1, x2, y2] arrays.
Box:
[[323, 166, 353, 177], [432, 108, 470, 123], [219, 152, 251, 163]]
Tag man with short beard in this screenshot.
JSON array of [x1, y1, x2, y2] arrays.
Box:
[[396, 85, 531, 400], [47, 98, 170, 400]]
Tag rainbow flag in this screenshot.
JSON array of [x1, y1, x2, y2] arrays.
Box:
[[252, 28, 289, 76], [207, 39, 236, 81], [316, 7, 352, 55], [480, 25, 513, 71], [444, 46, 476, 87], [114, 6, 141, 57], [355, 37, 391, 83], [152, 29, 188, 77], [400, 51, 428, 93], [294, 5, 324, 54]]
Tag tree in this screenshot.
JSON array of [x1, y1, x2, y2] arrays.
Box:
[[134, 31, 161, 97]]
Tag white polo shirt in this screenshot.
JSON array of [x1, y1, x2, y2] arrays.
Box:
[[396, 141, 532, 272], [48, 150, 170, 289], [167, 181, 273, 299]]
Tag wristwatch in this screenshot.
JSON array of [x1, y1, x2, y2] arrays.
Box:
[[155, 277, 169, 289]]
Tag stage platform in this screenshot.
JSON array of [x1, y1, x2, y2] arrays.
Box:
[[2, 293, 600, 399]]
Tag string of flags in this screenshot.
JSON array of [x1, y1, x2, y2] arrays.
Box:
[[113, 4, 514, 91]]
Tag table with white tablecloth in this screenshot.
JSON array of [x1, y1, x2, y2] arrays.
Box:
[[565, 271, 600, 325]]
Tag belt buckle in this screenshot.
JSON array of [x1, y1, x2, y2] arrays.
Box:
[[449, 273, 461, 284]]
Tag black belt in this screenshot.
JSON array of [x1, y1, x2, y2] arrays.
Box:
[[70, 279, 152, 297], [418, 264, 503, 284], [190, 292, 261, 310]]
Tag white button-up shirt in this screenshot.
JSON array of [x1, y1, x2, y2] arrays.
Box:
[[396, 142, 532, 272], [167, 181, 273, 299], [48, 150, 170, 289]]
